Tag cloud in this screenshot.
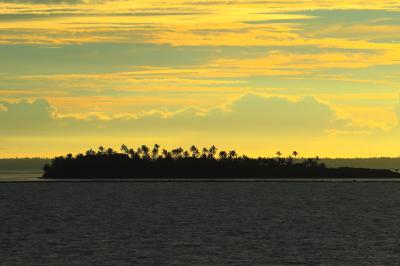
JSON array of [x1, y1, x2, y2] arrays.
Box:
[[0, 99, 55, 132], [0, 0, 103, 3], [0, 0, 84, 3], [2, 93, 398, 157], [0, 94, 352, 137]]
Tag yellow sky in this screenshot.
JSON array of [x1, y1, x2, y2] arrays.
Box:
[[0, 0, 400, 157]]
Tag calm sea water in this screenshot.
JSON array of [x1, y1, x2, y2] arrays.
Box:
[[1, 182, 400, 265], [0, 171, 42, 181]]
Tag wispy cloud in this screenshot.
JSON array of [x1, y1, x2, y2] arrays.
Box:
[[1, 1, 400, 156]]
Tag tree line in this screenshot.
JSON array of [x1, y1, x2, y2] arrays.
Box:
[[64, 144, 306, 162], [42, 144, 399, 179]]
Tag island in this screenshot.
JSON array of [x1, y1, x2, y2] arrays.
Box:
[[41, 144, 400, 180]]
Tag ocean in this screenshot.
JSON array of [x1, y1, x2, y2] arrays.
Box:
[[1, 181, 400, 265]]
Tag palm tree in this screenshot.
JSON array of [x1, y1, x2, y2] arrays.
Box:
[[276, 151, 284, 166], [189, 145, 199, 158], [183, 151, 190, 158], [106, 148, 114, 156], [292, 151, 298, 163], [219, 151, 228, 160], [98, 146, 105, 154], [128, 148, 136, 159], [228, 150, 237, 159], [208, 145, 217, 159], [141, 145, 150, 159], [151, 144, 160, 160], [177, 147, 184, 157], [120, 144, 129, 155], [172, 147, 184, 159], [137, 147, 142, 158], [162, 149, 171, 159], [201, 147, 208, 158], [86, 149, 95, 156]]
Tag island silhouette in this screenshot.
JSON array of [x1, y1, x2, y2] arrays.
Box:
[[42, 144, 400, 179]]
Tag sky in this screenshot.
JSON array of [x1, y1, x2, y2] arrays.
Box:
[[1, 0, 400, 158]]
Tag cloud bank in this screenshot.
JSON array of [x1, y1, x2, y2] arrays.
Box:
[[0, 94, 349, 136], [1, 93, 398, 157]]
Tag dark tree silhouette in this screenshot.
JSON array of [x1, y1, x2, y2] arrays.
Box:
[[106, 148, 114, 156], [219, 151, 228, 160], [201, 147, 208, 158], [228, 150, 237, 159], [140, 145, 150, 159], [42, 144, 400, 179], [172, 147, 184, 159], [86, 149, 95, 156], [128, 148, 136, 159], [162, 149, 171, 159], [151, 144, 160, 160], [183, 151, 190, 158], [190, 145, 199, 158], [208, 145, 217, 159]]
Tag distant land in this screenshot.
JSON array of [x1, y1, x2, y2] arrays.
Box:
[[0, 158, 50, 172], [319, 158, 400, 170], [33, 145, 400, 179], [1, 157, 400, 172]]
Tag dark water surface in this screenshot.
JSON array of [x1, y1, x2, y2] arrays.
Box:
[[0, 171, 42, 181], [1, 182, 400, 265]]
